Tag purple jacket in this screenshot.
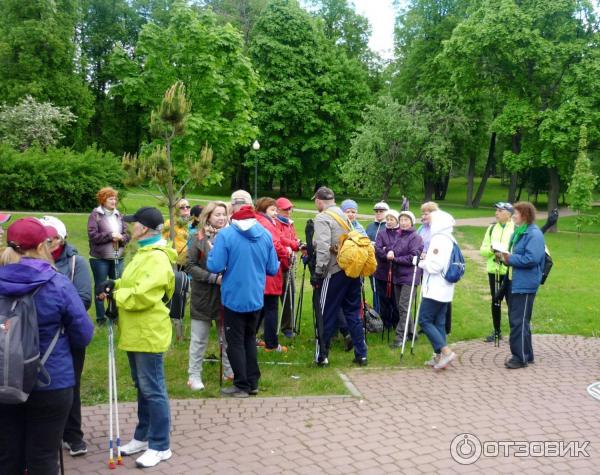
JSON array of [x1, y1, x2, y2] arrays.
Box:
[[389, 228, 424, 285], [0, 259, 94, 391], [87, 206, 129, 259], [374, 227, 399, 281]]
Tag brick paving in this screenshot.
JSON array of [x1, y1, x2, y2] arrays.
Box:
[[65, 334, 600, 474]]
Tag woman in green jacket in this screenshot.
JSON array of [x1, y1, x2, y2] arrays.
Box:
[[97, 206, 175, 469], [479, 202, 515, 343]]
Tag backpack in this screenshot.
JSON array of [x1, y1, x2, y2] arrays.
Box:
[[0, 288, 61, 404], [363, 302, 384, 333], [325, 211, 376, 278], [433, 233, 466, 283], [540, 246, 553, 285], [167, 270, 190, 320]]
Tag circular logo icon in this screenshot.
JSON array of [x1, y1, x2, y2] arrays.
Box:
[[450, 433, 482, 465]]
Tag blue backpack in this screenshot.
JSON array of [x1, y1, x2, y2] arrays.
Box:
[[439, 238, 465, 283]]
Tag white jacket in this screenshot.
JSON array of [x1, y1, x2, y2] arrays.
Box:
[[418, 210, 456, 302]]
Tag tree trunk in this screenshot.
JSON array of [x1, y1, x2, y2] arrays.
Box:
[[507, 131, 521, 202], [435, 172, 450, 200], [382, 177, 392, 201], [423, 169, 435, 202], [473, 132, 497, 208], [547, 166, 560, 233], [465, 151, 476, 207]]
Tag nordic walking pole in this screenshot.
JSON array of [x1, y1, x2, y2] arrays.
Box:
[[294, 260, 306, 335], [277, 255, 294, 335], [219, 306, 224, 389], [110, 324, 123, 466], [289, 254, 297, 335], [400, 256, 419, 360], [494, 263, 501, 348], [108, 317, 115, 469]]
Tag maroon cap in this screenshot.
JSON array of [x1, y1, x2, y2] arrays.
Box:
[[0, 213, 10, 224], [6, 218, 51, 251], [276, 197, 294, 210]]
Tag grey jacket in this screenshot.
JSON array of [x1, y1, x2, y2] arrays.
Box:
[[55, 243, 92, 310], [313, 204, 351, 277]]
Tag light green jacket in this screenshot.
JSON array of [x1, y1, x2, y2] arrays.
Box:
[[114, 243, 176, 353], [479, 221, 515, 275]]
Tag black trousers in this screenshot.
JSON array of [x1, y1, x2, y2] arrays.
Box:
[[259, 295, 280, 350], [0, 387, 73, 475], [63, 347, 85, 445], [224, 307, 261, 393], [374, 278, 399, 329], [508, 292, 536, 364], [488, 273, 509, 333]]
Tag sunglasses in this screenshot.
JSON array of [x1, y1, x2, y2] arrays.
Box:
[[179, 205, 191, 209]]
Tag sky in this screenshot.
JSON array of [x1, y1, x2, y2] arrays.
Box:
[[353, 0, 398, 60]]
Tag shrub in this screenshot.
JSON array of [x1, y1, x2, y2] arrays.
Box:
[[0, 144, 125, 212]]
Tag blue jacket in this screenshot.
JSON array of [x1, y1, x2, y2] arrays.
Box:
[[508, 224, 545, 294], [207, 218, 279, 313], [366, 221, 386, 243], [0, 259, 94, 391], [55, 243, 92, 310]]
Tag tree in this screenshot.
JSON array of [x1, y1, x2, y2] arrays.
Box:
[[0, 0, 93, 147], [123, 82, 214, 243], [568, 125, 598, 239], [0, 96, 76, 151], [110, 2, 258, 171]]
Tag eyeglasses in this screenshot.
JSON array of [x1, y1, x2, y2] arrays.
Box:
[[374, 209, 386, 213], [179, 205, 191, 210]]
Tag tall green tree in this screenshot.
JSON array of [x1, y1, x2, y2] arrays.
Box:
[[0, 0, 93, 147]]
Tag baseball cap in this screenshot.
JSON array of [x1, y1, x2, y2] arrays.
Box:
[[311, 186, 335, 200], [231, 189, 253, 206], [123, 206, 164, 231], [495, 202, 514, 214], [373, 201, 390, 211], [39, 216, 67, 240], [7, 217, 53, 251], [0, 213, 10, 224], [275, 197, 294, 210]]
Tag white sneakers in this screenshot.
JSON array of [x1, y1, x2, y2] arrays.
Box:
[[119, 438, 148, 456], [120, 439, 172, 468], [434, 351, 456, 370], [135, 449, 173, 468], [187, 375, 205, 391]]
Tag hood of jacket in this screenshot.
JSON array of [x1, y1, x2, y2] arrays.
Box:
[[139, 242, 177, 263], [0, 259, 56, 296], [232, 218, 262, 241], [430, 210, 455, 236], [56, 242, 79, 264]]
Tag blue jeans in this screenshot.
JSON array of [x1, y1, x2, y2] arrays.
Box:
[[90, 258, 123, 322], [508, 292, 536, 364], [419, 297, 449, 353], [127, 352, 170, 451]]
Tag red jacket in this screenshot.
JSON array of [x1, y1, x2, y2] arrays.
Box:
[[255, 213, 287, 295], [275, 215, 299, 252]]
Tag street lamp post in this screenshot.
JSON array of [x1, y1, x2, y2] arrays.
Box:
[[252, 140, 260, 201]]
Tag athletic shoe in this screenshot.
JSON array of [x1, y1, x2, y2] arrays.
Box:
[[264, 344, 288, 353], [344, 334, 354, 352], [283, 330, 294, 338], [315, 357, 329, 367], [63, 440, 87, 457], [256, 338, 265, 347], [433, 351, 456, 370], [353, 356, 368, 367], [484, 332, 502, 343], [187, 375, 204, 391], [505, 357, 527, 369], [120, 438, 148, 456], [220, 386, 249, 398], [135, 448, 172, 468], [424, 353, 440, 367], [249, 388, 259, 396]]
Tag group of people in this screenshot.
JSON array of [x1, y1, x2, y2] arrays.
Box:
[[0, 184, 547, 473]]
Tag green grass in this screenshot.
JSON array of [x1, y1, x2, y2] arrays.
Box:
[[5, 180, 600, 405]]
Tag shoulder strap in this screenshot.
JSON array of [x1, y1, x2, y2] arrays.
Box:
[[487, 224, 494, 239], [325, 210, 351, 232], [70, 256, 76, 282]]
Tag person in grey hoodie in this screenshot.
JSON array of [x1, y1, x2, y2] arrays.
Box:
[[39, 216, 92, 457]]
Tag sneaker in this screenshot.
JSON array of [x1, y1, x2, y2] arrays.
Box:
[[135, 448, 172, 468], [120, 438, 148, 456], [223, 372, 234, 382], [256, 338, 265, 347], [220, 386, 249, 398], [283, 330, 294, 338], [264, 344, 288, 353], [390, 339, 403, 349], [249, 388, 259, 396], [187, 375, 204, 391], [315, 357, 329, 367], [424, 353, 440, 367], [484, 332, 502, 343], [505, 357, 527, 369], [353, 356, 368, 367], [433, 351, 456, 370], [63, 440, 87, 457], [344, 334, 354, 352]]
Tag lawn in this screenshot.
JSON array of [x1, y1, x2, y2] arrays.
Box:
[[4, 180, 599, 405]]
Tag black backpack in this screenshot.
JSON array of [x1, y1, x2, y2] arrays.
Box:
[[0, 288, 61, 404], [541, 247, 553, 285], [166, 270, 190, 320]]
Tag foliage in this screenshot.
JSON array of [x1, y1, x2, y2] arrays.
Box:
[[0, 0, 93, 148], [0, 144, 124, 212], [0, 96, 76, 151], [123, 82, 215, 242], [568, 125, 598, 235]]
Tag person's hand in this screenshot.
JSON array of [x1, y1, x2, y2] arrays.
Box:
[[95, 279, 115, 299], [500, 252, 510, 264], [310, 273, 325, 289], [112, 232, 123, 241], [420, 252, 426, 260], [411, 255, 420, 266], [386, 250, 394, 261]]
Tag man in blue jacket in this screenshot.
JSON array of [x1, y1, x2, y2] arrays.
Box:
[[207, 192, 279, 398]]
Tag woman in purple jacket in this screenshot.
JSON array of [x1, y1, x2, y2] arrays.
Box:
[[389, 211, 424, 348], [87, 187, 129, 324], [374, 210, 401, 331], [0, 218, 94, 475]]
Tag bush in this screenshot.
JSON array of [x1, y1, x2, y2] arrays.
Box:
[[0, 144, 125, 212]]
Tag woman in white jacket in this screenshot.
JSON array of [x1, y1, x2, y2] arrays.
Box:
[[418, 210, 457, 369]]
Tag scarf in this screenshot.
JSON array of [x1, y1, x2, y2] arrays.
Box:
[[509, 224, 528, 251], [232, 205, 255, 221], [139, 234, 162, 247]]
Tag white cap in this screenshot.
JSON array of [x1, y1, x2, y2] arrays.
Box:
[[39, 215, 67, 240], [399, 210, 416, 226], [373, 201, 390, 211], [385, 209, 400, 222], [230, 189, 253, 206]]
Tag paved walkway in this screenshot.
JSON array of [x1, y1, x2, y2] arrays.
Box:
[[65, 334, 599, 474]]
